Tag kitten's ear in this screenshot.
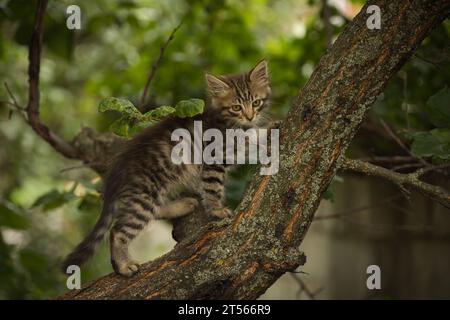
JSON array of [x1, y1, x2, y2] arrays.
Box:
[[249, 59, 269, 87], [205, 73, 231, 97]]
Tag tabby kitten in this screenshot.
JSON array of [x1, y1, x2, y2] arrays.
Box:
[[62, 60, 272, 277]]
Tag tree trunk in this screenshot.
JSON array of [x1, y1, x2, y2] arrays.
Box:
[[59, 0, 450, 299]]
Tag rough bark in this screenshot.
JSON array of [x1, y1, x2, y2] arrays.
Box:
[[56, 0, 450, 299]]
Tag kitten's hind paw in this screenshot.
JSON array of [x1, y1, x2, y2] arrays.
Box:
[[210, 207, 232, 219], [183, 197, 199, 212]]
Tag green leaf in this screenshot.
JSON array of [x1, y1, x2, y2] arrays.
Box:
[[323, 175, 344, 202], [425, 87, 450, 128], [411, 132, 438, 158], [98, 97, 141, 119], [323, 188, 334, 202], [129, 121, 153, 136], [32, 190, 75, 212], [0, 202, 28, 230], [175, 99, 205, 118], [411, 129, 450, 162], [78, 194, 101, 212], [432, 128, 450, 142], [431, 129, 450, 161], [109, 116, 130, 137], [143, 105, 176, 121]]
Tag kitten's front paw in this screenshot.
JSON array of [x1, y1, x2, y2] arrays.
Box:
[[269, 120, 282, 130], [210, 207, 232, 219], [113, 259, 140, 277]]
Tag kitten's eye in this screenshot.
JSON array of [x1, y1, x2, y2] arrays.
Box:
[[252, 99, 263, 108], [231, 105, 242, 112]]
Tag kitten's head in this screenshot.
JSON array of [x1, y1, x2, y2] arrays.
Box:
[[205, 60, 271, 126]]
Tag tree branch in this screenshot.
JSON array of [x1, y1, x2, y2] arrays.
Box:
[[57, 0, 450, 299], [341, 158, 450, 209], [138, 20, 184, 111], [3, 82, 27, 119], [321, 0, 333, 49], [414, 46, 450, 68], [26, 0, 78, 159], [289, 273, 322, 300], [7, 0, 126, 175]]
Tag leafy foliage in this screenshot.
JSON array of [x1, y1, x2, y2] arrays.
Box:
[[98, 97, 204, 136], [32, 189, 76, 212], [425, 87, 450, 128], [173, 99, 205, 118], [412, 129, 450, 162], [409, 87, 450, 163], [0, 202, 28, 230]]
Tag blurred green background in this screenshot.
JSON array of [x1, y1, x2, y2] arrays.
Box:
[[0, 0, 449, 299]]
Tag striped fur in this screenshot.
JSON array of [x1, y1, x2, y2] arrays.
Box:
[[62, 60, 272, 276]]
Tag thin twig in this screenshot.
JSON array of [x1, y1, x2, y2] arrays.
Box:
[[414, 54, 441, 68], [289, 273, 322, 300], [59, 163, 100, 173], [315, 194, 403, 220], [379, 119, 410, 153], [1, 100, 24, 119], [379, 119, 429, 166], [289, 270, 310, 275], [414, 48, 450, 68], [391, 163, 423, 172], [3, 82, 27, 119], [358, 156, 421, 171], [358, 156, 417, 164], [412, 164, 450, 178], [139, 20, 184, 111], [0, 100, 26, 111], [4, 82, 21, 108]]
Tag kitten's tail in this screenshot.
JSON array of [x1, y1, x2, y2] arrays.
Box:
[[61, 204, 113, 273]]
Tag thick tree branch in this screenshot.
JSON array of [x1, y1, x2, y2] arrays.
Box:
[[342, 158, 450, 209], [57, 0, 450, 299], [26, 0, 79, 159]]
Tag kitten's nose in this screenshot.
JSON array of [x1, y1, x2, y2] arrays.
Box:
[[244, 109, 255, 121]]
